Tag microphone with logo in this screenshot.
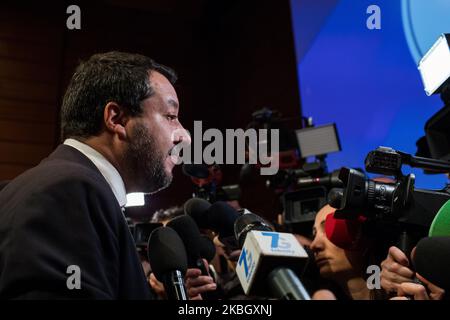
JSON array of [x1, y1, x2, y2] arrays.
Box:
[[234, 213, 311, 300], [147, 226, 188, 300]]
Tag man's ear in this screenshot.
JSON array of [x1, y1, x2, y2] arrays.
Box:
[[103, 102, 129, 139]]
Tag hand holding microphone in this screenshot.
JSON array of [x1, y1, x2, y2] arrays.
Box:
[[167, 215, 218, 300], [185, 261, 217, 300]]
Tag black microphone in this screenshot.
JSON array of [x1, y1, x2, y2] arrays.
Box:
[[147, 226, 188, 300], [234, 212, 273, 248], [199, 235, 217, 263], [205, 201, 241, 249], [206, 201, 241, 240], [166, 215, 216, 299], [413, 236, 450, 291], [234, 213, 311, 300], [185, 199, 241, 250], [184, 197, 211, 230], [198, 235, 222, 297]]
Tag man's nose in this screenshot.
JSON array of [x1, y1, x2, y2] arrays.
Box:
[[173, 126, 191, 145]]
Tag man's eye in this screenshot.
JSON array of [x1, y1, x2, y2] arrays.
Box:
[[166, 115, 178, 121]]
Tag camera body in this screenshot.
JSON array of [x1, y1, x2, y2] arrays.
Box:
[[329, 147, 450, 244], [282, 163, 342, 227], [279, 123, 342, 231]]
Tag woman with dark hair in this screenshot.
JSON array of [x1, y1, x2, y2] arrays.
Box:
[[310, 205, 387, 300]]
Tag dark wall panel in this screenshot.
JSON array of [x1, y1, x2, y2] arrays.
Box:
[[0, 3, 64, 180], [0, 0, 300, 221]]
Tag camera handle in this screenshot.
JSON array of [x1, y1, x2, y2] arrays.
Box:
[[397, 230, 430, 299], [396, 231, 415, 262]]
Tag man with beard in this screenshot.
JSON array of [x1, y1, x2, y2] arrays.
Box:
[[0, 52, 210, 299]]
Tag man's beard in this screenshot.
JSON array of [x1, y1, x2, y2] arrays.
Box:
[[124, 122, 173, 193]]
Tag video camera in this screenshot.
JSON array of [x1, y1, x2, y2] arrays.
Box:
[[328, 146, 450, 252], [281, 123, 344, 233], [241, 107, 345, 234], [328, 34, 450, 253]]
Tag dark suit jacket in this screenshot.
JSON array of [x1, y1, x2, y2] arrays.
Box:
[[0, 145, 153, 299]]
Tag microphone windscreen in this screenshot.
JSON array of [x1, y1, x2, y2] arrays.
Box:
[[147, 226, 187, 281], [429, 199, 450, 237], [206, 201, 241, 238], [324, 212, 364, 250], [234, 213, 272, 248], [413, 236, 450, 290], [166, 215, 203, 267], [184, 197, 211, 229], [199, 235, 216, 262]]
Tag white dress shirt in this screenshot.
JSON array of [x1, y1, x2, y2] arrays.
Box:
[[63, 138, 127, 208]]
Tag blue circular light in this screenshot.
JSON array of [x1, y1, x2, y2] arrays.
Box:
[[401, 0, 450, 64]]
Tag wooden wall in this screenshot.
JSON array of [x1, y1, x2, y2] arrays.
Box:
[[0, 3, 65, 179]]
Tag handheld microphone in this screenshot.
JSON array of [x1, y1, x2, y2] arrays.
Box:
[[186, 199, 241, 250], [234, 212, 273, 248], [199, 235, 217, 263], [147, 226, 188, 300], [205, 201, 241, 241], [234, 213, 311, 300], [166, 215, 216, 299], [199, 235, 218, 282], [167, 215, 210, 271], [413, 236, 450, 290], [184, 197, 211, 230]]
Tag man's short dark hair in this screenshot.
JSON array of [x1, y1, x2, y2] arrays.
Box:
[[60, 51, 177, 140]]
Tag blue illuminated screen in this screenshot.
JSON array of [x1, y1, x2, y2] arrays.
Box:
[[290, 0, 450, 188]]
